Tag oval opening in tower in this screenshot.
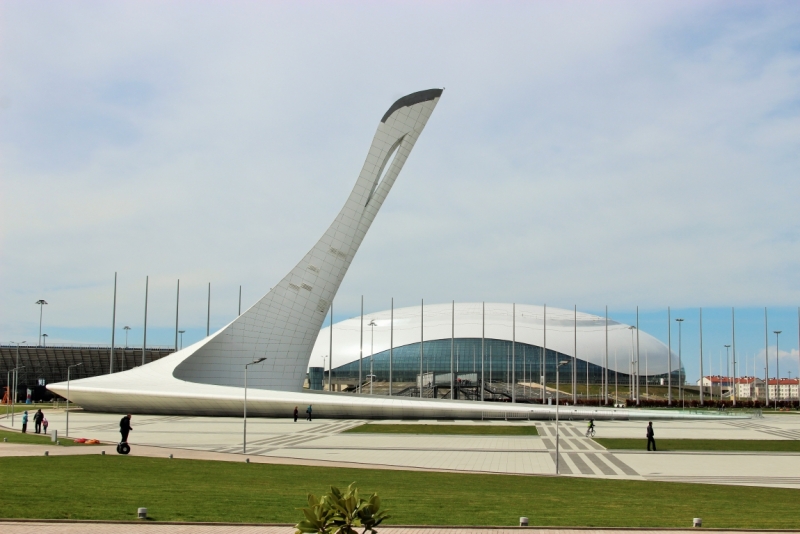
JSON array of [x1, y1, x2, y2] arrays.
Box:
[[366, 136, 403, 205]]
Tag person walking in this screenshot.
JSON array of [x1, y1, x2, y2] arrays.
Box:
[[21, 411, 29, 433], [34, 409, 44, 433], [646, 421, 656, 451], [42, 416, 49, 435], [293, 406, 299, 422], [306, 405, 312, 421], [119, 414, 132, 443]]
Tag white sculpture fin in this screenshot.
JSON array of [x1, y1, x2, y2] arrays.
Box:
[[172, 89, 444, 391]]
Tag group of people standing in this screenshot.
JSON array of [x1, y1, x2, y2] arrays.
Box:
[[20, 409, 48, 434]]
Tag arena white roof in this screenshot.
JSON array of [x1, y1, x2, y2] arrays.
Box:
[[310, 303, 673, 375]]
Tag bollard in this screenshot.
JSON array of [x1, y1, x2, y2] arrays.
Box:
[[51, 430, 58, 442], [138, 508, 148, 519], [56, 441, 60, 445], [520, 517, 529, 527], [44, 451, 49, 456], [693, 518, 702, 528], [246, 458, 250, 463], [101, 450, 106, 455], [3, 437, 6, 442], [169, 454, 173, 459]]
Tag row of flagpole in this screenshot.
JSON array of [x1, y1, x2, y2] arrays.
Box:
[[100, 274, 800, 405], [327, 299, 800, 406]]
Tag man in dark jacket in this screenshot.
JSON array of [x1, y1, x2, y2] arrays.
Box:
[[646, 421, 656, 451], [33, 409, 44, 433], [120, 414, 132, 443]]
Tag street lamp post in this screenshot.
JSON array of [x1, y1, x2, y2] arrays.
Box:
[[6, 368, 13, 418], [724, 344, 731, 403], [629, 357, 634, 401], [8, 366, 24, 424], [42, 334, 48, 347], [124, 326, 131, 348], [719, 345, 736, 400], [10, 341, 26, 424], [35, 299, 48, 347], [369, 320, 376, 394], [243, 357, 267, 454], [178, 330, 186, 350], [322, 355, 328, 390], [66, 363, 83, 437], [555, 360, 569, 474], [775, 331, 782, 407], [628, 326, 636, 402], [676, 319, 684, 409]]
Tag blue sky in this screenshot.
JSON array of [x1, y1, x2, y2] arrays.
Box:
[[1, 1, 799, 383]]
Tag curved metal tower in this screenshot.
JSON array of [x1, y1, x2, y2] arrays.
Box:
[[172, 89, 444, 391]]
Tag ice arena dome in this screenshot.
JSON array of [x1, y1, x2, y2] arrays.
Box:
[[308, 303, 681, 400]]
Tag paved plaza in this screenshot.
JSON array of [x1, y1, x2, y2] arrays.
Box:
[[3, 409, 800, 489]]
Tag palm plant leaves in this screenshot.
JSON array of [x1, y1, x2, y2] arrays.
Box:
[[294, 482, 390, 534]]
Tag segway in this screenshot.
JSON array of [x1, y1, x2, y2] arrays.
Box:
[[117, 442, 131, 455]]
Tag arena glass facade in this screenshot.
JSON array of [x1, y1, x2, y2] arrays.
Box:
[[324, 338, 682, 389]]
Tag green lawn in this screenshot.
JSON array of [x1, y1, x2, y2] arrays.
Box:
[[0, 429, 92, 447], [595, 438, 800, 452], [1, 456, 798, 527], [344, 423, 539, 436], [2, 404, 53, 414], [1, 403, 72, 414]]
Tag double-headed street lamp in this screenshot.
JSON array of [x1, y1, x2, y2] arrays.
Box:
[[35, 300, 48, 346], [774, 331, 782, 409], [66, 363, 83, 437], [243, 357, 267, 454], [555, 359, 569, 475], [369, 320, 376, 394]]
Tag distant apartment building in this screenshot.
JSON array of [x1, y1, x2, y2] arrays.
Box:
[[698, 376, 763, 399], [734, 377, 763, 399], [700, 375, 734, 389], [767, 378, 799, 400]]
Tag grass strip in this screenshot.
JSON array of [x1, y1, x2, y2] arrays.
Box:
[[0, 404, 71, 414], [595, 438, 800, 452], [0, 429, 93, 447], [2, 456, 798, 527], [344, 423, 539, 435]]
